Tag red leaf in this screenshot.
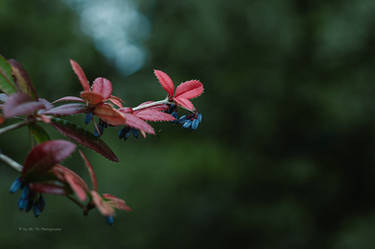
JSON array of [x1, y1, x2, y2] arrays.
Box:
[[8, 59, 37, 99], [94, 103, 126, 126], [154, 70, 175, 96], [108, 95, 123, 108], [135, 109, 176, 122], [2, 92, 45, 118], [52, 165, 89, 201], [174, 80, 204, 99], [0, 115, 3, 125], [79, 150, 97, 191], [29, 183, 67, 195], [80, 91, 105, 106], [103, 193, 132, 211], [50, 118, 119, 162], [91, 77, 112, 99], [43, 103, 87, 116], [91, 191, 114, 216], [22, 140, 76, 176], [122, 113, 155, 134], [174, 97, 195, 111], [53, 96, 84, 103], [70, 59, 90, 91]]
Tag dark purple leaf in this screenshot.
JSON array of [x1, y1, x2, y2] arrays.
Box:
[[50, 118, 119, 162], [3, 92, 44, 118], [43, 103, 87, 116], [22, 140, 76, 177]]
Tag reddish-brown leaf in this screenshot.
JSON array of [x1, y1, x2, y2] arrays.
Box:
[[50, 118, 119, 162], [174, 80, 204, 99], [43, 103, 87, 116], [91, 77, 112, 99], [53, 96, 84, 103], [174, 97, 195, 111], [135, 109, 176, 122], [108, 95, 123, 108], [122, 113, 155, 134], [103, 193, 132, 211], [154, 70, 175, 96], [91, 191, 115, 216], [22, 140, 76, 176], [80, 91, 105, 106], [3, 92, 45, 118], [94, 103, 126, 126], [70, 59, 90, 91], [29, 183, 67, 195], [52, 165, 89, 201], [79, 150, 97, 191]]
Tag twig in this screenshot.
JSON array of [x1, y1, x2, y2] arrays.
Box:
[[0, 152, 22, 172], [132, 98, 171, 111], [0, 120, 29, 135]]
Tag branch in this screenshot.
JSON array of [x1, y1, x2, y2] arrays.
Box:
[[132, 98, 171, 111], [0, 152, 22, 172], [0, 120, 29, 135]]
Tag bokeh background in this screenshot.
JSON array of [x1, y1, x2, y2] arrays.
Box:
[[1, 0, 375, 248]]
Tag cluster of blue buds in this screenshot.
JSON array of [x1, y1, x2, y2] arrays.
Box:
[[118, 126, 139, 141], [178, 112, 202, 130], [10, 178, 46, 217], [84, 113, 108, 137], [93, 119, 108, 137], [165, 104, 178, 120]]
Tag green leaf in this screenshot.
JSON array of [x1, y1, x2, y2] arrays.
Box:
[[50, 118, 119, 162], [0, 54, 17, 94], [29, 124, 50, 144], [8, 59, 37, 99]]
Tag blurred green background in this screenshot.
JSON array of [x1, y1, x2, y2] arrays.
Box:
[[1, 0, 375, 248]]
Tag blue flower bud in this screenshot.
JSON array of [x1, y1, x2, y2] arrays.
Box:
[[84, 113, 93, 125], [131, 128, 139, 138], [106, 216, 114, 225], [197, 113, 202, 123], [18, 196, 28, 210], [20, 186, 30, 200], [33, 205, 41, 217], [37, 195, 46, 212], [183, 120, 192, 129], [191, 119, 200, 130], [9, 178, 22, 193], [178, 115, 187, 124]]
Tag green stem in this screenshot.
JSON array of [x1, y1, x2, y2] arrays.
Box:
[[0, 152, 22, 172], [0, 120, 29, 135]]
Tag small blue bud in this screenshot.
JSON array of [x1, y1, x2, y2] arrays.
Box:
[[38, 196, 46, 212], [84, 113, 93, 125], [197, 113, 202, 123], [131, 128, 139, 138], [191, 119, 200, 130], [183, 120, 192, 129], [20, 186, 30, 200], [33, 205, 41, 217], [93, 128, 99, 137], [178, 115, 187, 124], [10, 178, 22, 193], [106, 216, 114, 225], [18, 197, 28, 210]]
